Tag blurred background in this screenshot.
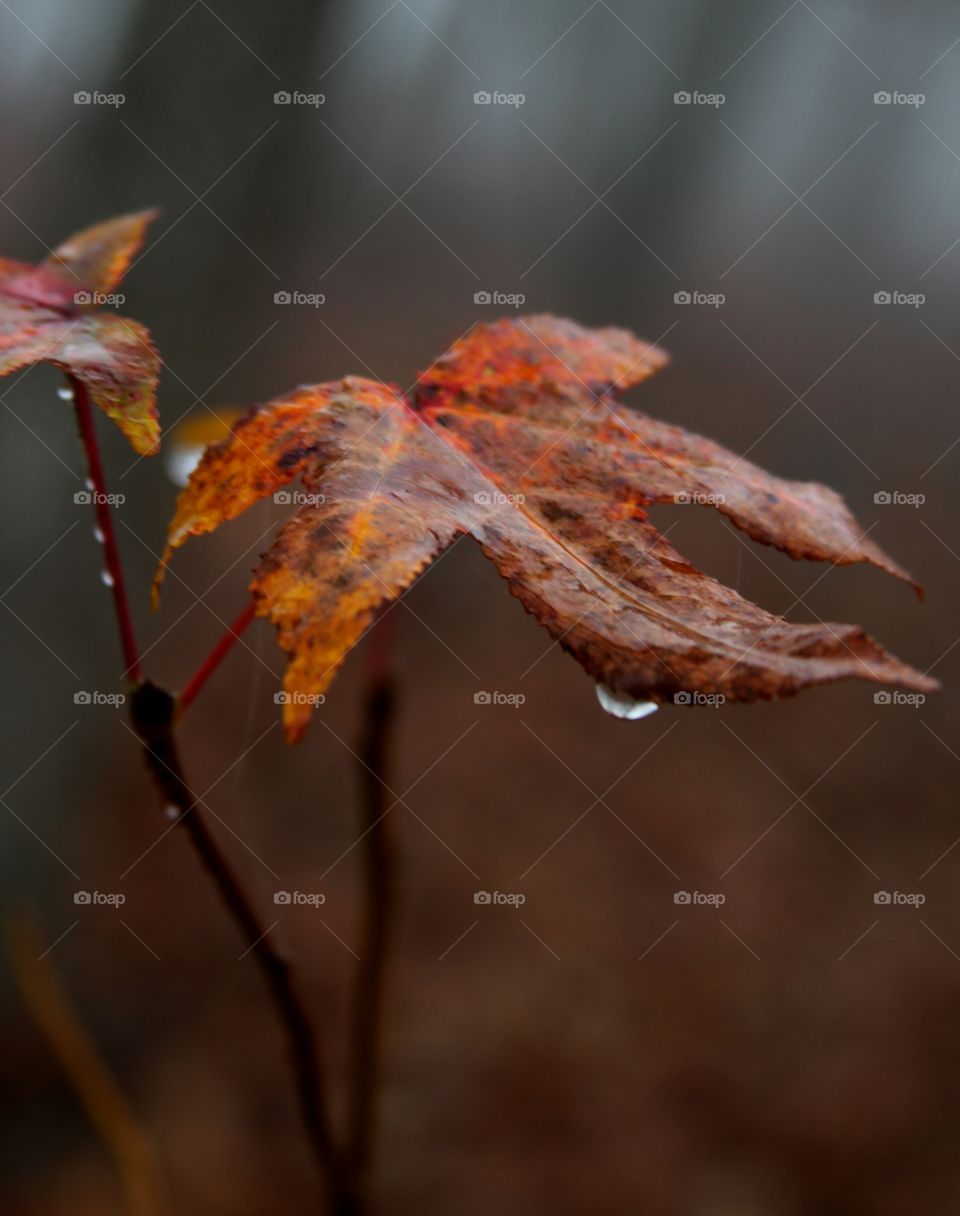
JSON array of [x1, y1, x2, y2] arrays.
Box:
[[2, 1, 960, 1212]]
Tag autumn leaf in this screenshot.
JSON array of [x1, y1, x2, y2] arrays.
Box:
[[156, 315, 937, 741], [0, 210, 161, 455], [165, 407, 246, 486]]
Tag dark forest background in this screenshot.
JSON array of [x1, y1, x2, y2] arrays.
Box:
[[2, 1, 960, 1211]]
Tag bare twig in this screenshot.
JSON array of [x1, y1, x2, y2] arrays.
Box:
[[7, 914, 166, 1216], [131, 682, 357, 1213], [347, 611, 398, 1196]]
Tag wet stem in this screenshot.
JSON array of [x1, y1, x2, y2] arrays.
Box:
[[69, 377, 357, 1214], [71, 377, 141, 684], [347, 608, 398, 1189], [176, 599, 256, 716]]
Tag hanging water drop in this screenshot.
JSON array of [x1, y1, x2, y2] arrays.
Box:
[[595, 683, 659, 721], [92, 526, 105, 544], [100, 569, 115, 587], [165, 444, 204, 488], [85, 477, 95, 492], [163, 804, 180, 821], [57, 385, 75, 401]]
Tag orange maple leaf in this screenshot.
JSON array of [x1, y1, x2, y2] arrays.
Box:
[[156, 316, 936, 741], [0, 210, 160, 455]]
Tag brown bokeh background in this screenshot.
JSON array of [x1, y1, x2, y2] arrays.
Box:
[[2, 1, 959, 1212]]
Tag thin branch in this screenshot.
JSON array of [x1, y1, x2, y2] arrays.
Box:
[[70, 384, 355, 1212], [177, 600, 256, 716], [130, 683, 357, 1214], [7, 914, 166, 1216], [70, 377, 142, 682], [347, 611, 398, 1192]]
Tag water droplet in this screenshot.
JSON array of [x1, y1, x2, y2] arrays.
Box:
[[164, 445, 204, 488], [92, 526, 105, 543], [100, 569, 115, 587], [85, 477, 95, 492], [595, 684, 659, 721], [57, 385, 75, 401], [163, 804, 180, 821]]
